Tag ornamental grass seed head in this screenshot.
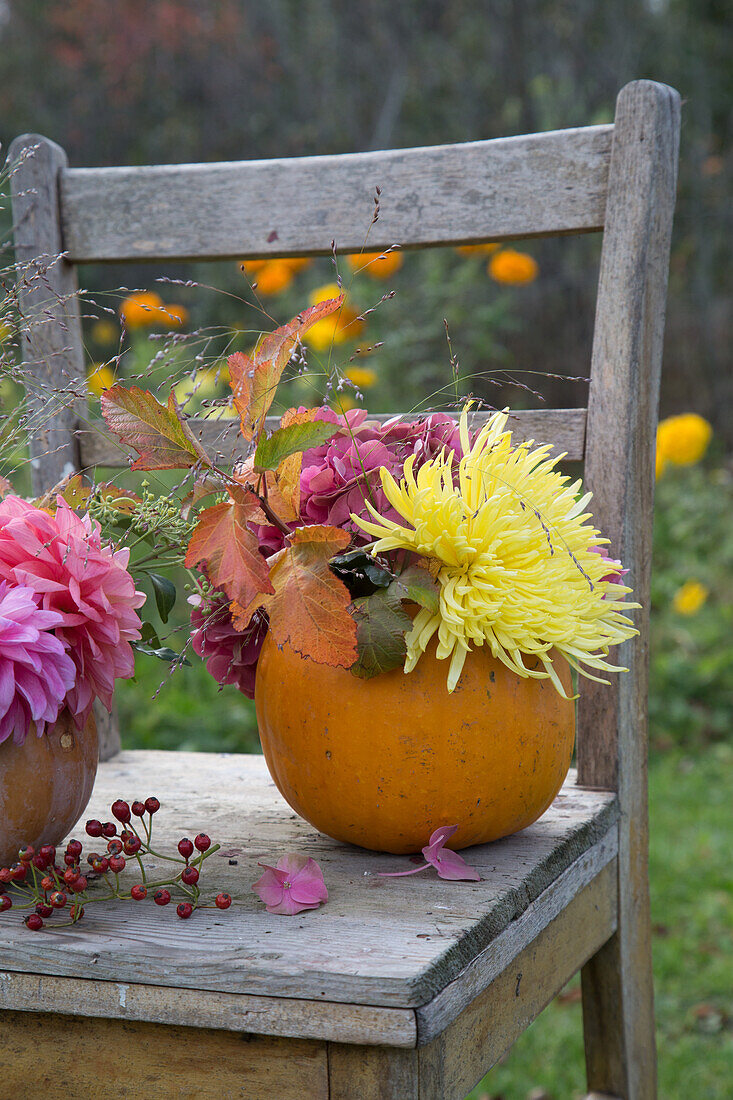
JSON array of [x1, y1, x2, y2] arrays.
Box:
[[354, 409, 639, 695]]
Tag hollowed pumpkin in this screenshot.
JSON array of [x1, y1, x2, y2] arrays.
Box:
[[255, 634, 575, 854]]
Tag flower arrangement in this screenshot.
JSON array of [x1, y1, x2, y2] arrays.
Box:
[[0, 495, 145, 744], [91, 295, 638, 702]]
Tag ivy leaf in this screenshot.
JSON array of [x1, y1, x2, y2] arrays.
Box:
[[350, 586, 413, 679], [253, 419, 339, 472], [229, 298, 345, 440], [233, 525, 357, 669], [391, 563, 441, 614], [148, 573, 177, 623], [184, 486, 274, 608], [330, 550, 395, 597], [101, 385, 213, 471]]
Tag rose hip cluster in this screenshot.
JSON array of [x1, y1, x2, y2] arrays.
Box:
[[0, 796, 233, 931]]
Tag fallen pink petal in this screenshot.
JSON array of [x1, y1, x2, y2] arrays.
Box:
[[252, 853, 328, 915], [379, 825, 481, 882]]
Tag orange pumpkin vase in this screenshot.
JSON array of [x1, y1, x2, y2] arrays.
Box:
[[255, 635, 575, 855]]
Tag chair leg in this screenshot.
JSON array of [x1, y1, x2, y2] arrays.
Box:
[[581, 913, 657, 1098]]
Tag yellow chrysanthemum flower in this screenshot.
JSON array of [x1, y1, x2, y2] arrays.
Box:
[[672, 580, 708, 616], [353, 410, 639, 694]]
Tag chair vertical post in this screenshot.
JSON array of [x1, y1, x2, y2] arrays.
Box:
[[577, 81, 681, 1098], [9, 134, 86, 495]]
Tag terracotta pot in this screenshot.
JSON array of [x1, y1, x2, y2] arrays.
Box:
[[255, 635, 575, 855], [0, 710, 98, 866]]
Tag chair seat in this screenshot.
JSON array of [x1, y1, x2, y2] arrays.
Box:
[[0, 751, 617, 1048]]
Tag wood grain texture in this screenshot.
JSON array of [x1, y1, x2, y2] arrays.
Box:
[[328, 1044, 419, 1100], [0, 971, 416, 1047], [418, 861, 618, 1100], [576, 80, 681, 1100], [78, 407, 587, 469], [8, 135, 86, 493], [60, 126, 612, 263], [0, 751, 616, 1016], [0, 1011, 329, 1100]]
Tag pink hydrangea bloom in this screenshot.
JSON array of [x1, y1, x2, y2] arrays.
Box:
[[252, 854, 328, 915], [253, 408, 465, 554], [0, 496, 145, 727], [379, 824, 481, 881], [590, 545, 628, 594], [189, 593, 268, 699], [0, 581, 76, 745]]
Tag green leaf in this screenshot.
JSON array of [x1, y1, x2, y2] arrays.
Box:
[[391, 564, 441, 614], [101, 385, 213, 471], [253, 420, 339, 472], [350, 587, 413, 680], [139, 620, 161, 647], [149, 573, 177, 623], [132, 640, 190, 666]]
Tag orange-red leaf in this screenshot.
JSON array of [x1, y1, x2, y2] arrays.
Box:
[[184, 486, 273, 607], [232, 298, 344, 440], [233, 525, 357, 668], [233, 457, 299, 524], [101, 385, 212, 471]]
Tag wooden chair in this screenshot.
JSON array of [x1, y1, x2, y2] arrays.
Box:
[[1, 80, 680, 1099]]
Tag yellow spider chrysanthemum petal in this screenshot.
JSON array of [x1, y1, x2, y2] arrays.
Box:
[[352, 409, 639, 694]]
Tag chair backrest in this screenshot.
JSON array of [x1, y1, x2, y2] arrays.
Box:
[[8, 80, 681, 800]]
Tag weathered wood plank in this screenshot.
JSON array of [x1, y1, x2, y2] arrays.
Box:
[[0, 1011, 329, 1100], [0, 971, 417, 1048], [418, 861, 618, 1100], [78, 407, 587, 469], [60, 126, 612, 263], [328, 1044, 419, 1100], [415, 830, 617, 1044], [577, 79, 681, 1100], [9, 135, 86, 493], [0, 751, 616, 1015]]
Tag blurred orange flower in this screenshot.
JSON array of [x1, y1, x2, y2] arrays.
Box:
[[91, 319, 118, 345], [250, 261, 295, 295], [488, 250, 539, 285], [345, 366, 377, 389], [346, 250, 403, 279], [455, 242, 501, 256], [119, 292, 188, 329]]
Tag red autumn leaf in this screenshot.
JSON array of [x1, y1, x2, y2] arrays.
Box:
[[184, 486, 274, 607], [230, 298, 344, 440], [101, 385, 212, 471], [233, 525, 357, 668], [233, 456, 299, 524]]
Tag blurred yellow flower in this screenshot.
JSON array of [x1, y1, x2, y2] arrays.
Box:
[[173, 368, 221, 407], [119, 292, 187, 329], [333, 395, 357, 412], [86, 362, 115, 395], [346, 250, 403, 279], [91, 319, 118, 345], [0, 320, 13, 342], [672, 580, 708, 616], [304, 284, 364, 349], [656, 414, 712, 476], [345, 366, 377, 389], [455, 242, 501, 256], [488, 249, 539, 285], [241, 257, 311, 279]]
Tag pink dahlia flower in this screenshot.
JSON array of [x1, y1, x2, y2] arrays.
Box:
[[0, 496, 145, 726], [253, 407, 465, 554], [0, 581, 76, 745], [190, 593, 268, 699]]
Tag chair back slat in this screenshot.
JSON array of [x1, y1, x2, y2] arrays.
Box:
[[59, 126, 613, 263], [78, 407, 587, 470]]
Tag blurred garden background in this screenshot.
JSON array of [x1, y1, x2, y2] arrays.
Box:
[[0, 2, 730, 1097]]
